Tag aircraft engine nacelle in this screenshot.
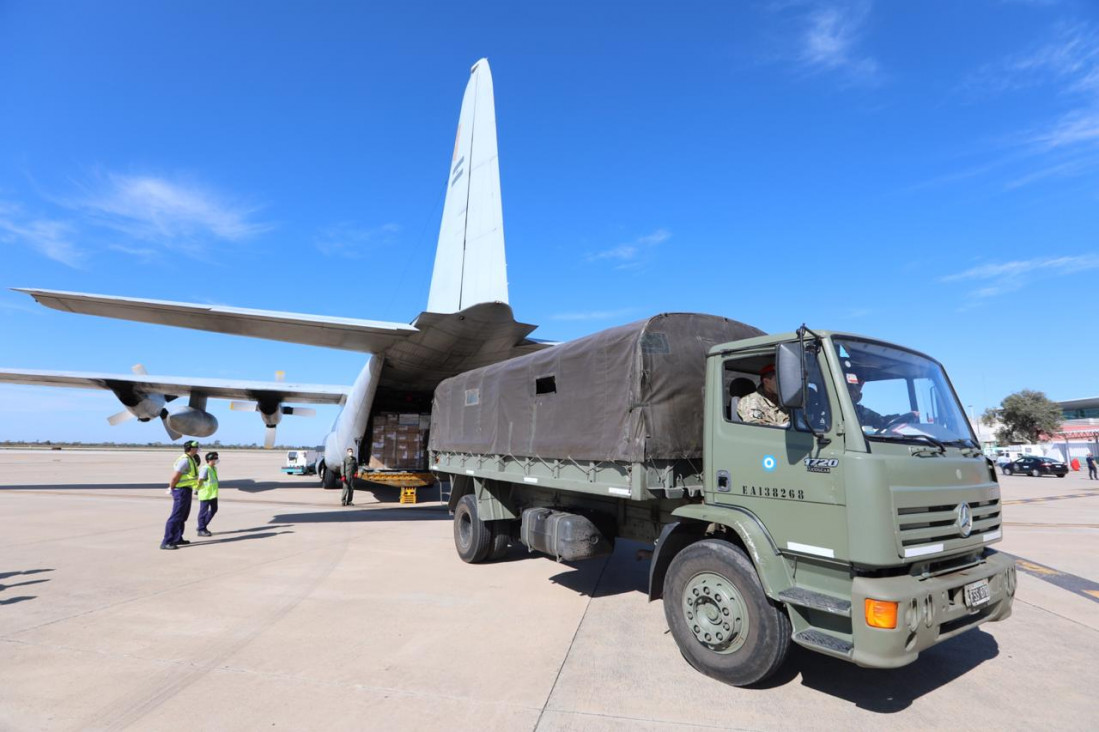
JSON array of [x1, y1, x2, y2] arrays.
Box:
[[163, 403, 219, 437], [124, 393, 167, 422]]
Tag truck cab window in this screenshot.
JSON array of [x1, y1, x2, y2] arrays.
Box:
[[723, 366, 757, 422], [835, 338, 974, 446]]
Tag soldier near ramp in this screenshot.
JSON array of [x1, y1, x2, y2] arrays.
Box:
[[737, 364, 789, 427], [341, 448, 358, 506]]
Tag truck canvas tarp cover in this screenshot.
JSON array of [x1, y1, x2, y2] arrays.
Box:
[[430, 313, 764, 462]]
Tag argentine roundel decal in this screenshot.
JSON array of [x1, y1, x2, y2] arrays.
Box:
[[762, 455, 777, 472]]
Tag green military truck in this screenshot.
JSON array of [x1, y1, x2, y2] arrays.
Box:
[[429, 314, 1015, 686]]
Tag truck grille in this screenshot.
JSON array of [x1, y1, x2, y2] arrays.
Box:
[[891, 485, 1002, 559]]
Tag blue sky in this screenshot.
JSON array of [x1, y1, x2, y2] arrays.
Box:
[[1, 0, 1097, 446]]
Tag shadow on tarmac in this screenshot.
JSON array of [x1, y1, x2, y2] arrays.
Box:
[[182, 531, 294, 547], [223, 479, 304, 493], [0, 568, 54, 608], [0, 569, 54, 580], [0, 481, 327, 492], [540, 544, 999, 711], [753, 627, 999, 711], [0, 482, 169, 491], [268, 505, 450, 524]]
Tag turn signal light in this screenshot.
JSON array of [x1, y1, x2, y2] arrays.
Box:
[[864, 599, 898, 629]]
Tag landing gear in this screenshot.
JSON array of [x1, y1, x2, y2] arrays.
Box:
[[319, 461, 339, 489]]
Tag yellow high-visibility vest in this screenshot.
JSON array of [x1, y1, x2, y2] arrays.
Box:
[[197, 465, 219, 501], [175, 455, 199, 490]]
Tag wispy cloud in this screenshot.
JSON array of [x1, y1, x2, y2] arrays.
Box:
[[966, 21, 1099, 96], [941, 253, 1099, 298], [550, 307, 637, 322], [0, 202, 83, 267], [799, 2, 880, 84], [63, 172, 271, 254], [585, 228, 671, 270], [314, 222, 401, 258], [947, 22, 1099, 191]]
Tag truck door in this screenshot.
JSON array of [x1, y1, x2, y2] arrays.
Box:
[[710, 346, 849, 561]]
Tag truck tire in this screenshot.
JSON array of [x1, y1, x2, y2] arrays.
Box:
[[453, 494, 492, 563], [488, 521, 514, 561], [663, 539, 791, 687]]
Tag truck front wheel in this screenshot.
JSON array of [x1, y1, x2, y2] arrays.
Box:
[[663, 539, 791, 686], [453, 494, 492, 563]]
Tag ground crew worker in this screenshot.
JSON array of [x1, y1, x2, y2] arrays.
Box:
[[196, 451, 220, 537], [161, 440, 200, 550], [342, 447, 357, 506], [1087, 454, 1097, 480], [737, 364, 790, 427]]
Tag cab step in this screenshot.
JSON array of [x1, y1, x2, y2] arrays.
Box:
[[794, 629, 854, 656], [777, 587, 852, 617]]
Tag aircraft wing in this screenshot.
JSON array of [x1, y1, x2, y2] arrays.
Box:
[[14, 288, 419, 353], [0, 368, 349, 404]]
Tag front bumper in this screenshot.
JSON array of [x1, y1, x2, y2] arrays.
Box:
[[849, 550, 1016, 669]]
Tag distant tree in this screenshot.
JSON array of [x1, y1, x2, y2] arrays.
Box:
[[984, 389, 1062, 444]]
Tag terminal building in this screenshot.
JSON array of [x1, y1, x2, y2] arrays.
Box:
[[1049, 396, 1099, 461]]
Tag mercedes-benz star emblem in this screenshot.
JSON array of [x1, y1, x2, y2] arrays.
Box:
[[956, 502, 973, 538]]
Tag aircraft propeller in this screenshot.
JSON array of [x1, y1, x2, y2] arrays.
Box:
[[105, 364, 183, 439], [229, 371, 316, 448]]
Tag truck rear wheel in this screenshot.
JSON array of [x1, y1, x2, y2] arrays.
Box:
[[453, 494, 492, 563], [663, 539, 791, 687], [488, 521, 515, 561]]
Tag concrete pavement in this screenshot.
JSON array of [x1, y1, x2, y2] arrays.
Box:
[[1, 448, 1097, 730]]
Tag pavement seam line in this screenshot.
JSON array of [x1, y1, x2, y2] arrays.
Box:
[[1, 540, 340, 639], [540, 708, 758, 731], [91, 535, 353, 731], [533, 554, 612, 732], [0, 635, 544, 713], [1013, 596, 1099, 633]]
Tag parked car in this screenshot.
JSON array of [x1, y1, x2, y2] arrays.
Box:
[[1004, 456, 1068, 478]]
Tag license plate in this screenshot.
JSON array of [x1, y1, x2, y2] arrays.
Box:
[[964, 579, 991, 608]]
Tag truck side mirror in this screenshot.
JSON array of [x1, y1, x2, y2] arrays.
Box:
[[776, 343, 805, 409]]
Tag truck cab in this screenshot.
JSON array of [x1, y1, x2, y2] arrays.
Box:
[[700, 329, 1014, 669]]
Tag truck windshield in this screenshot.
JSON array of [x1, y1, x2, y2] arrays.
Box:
[[833, 339, 974, 447]]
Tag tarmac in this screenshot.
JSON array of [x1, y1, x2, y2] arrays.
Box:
[[1, 448, 1097, 731]]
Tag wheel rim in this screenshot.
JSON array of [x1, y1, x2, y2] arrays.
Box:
[[681, 571, 749, 654], [458, 509, 473, 550], [1031, 469, 1039, 477]]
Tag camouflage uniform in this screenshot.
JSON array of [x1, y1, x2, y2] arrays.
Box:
[[737, 388, 789, 426]]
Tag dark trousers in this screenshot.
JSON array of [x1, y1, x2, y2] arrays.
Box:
[[342, 477, 355, 505], [1089, 465, 1097, 479], [198, 497, 218, 531], [162, 487, 193, 546]]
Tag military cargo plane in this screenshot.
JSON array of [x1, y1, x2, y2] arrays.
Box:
[[0, 58, 551, 486]]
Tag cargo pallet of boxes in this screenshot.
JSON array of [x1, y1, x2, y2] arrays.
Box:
[[364, 412, 435, 498]]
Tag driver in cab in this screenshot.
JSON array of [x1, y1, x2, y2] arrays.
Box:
[[846, 374, 917, 431], [737, 364, 790, 427]]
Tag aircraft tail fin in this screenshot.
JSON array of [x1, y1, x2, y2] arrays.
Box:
[[426, 58, 509, 314]]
